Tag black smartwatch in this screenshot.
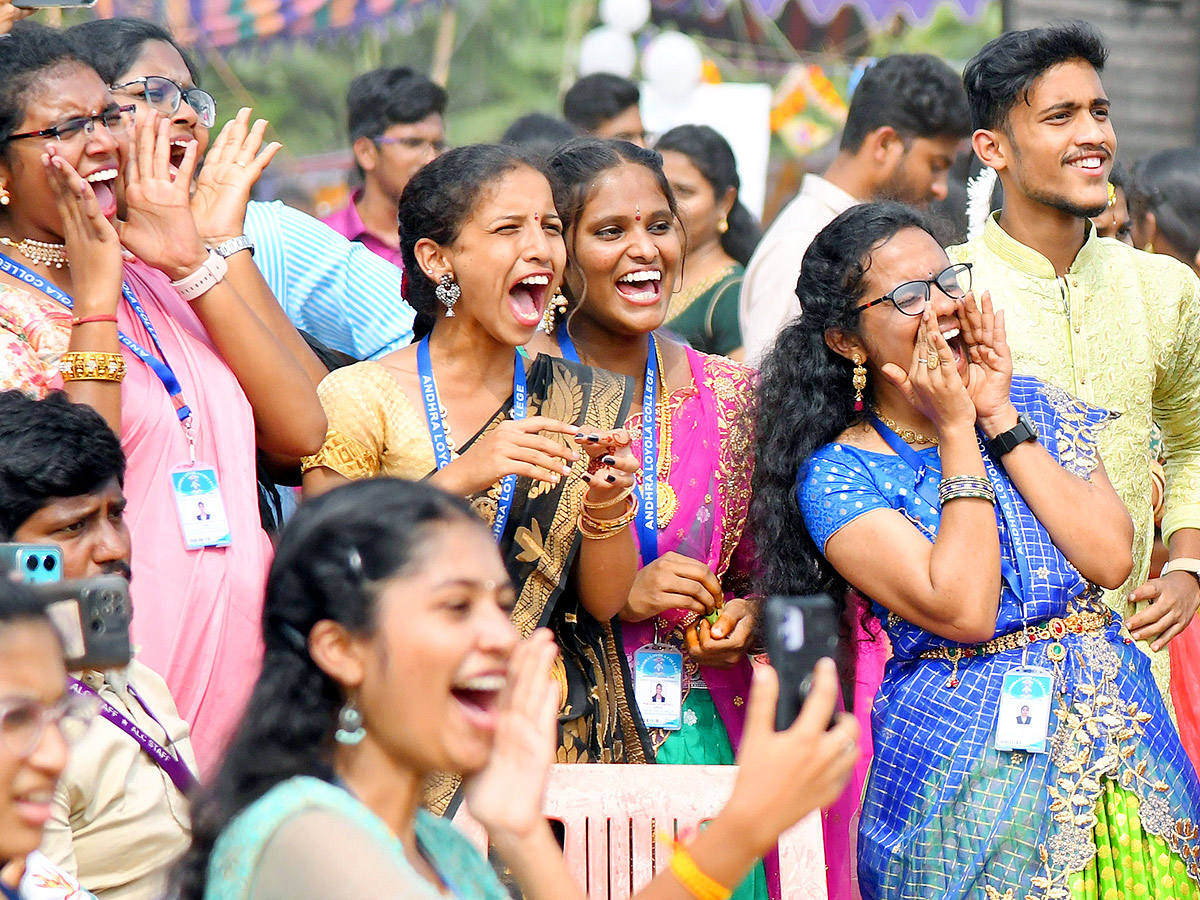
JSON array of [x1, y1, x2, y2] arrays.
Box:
[[986, 412, 1038, 457]]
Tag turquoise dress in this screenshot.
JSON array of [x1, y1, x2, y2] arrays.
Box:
[[205, 776, 507, 900]]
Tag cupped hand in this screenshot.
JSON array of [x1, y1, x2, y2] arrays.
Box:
[[116, 111, 208, 280], [42, 147, 123, 313], [879, 304, 976, 437], [1127, 572, 1200, 651], [192, 107, 282, 244], [576, 427, 638, 508], [685, 597, 756, 669], [720, 659, 859, 856], [961, 290, 1016, 431], [433, 415, 581, 497], [463, 629, 560, 839], [621, 551, 722, 621]]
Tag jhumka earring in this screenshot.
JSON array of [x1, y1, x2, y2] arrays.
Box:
[[852, 354, 867, 412], [538, 290, 568, 334], [435, 273, 461, 317], [717, 217, 729, 234], [334, 697, 366, 745]]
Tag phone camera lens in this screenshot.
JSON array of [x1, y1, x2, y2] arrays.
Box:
[[43, 556, 56, 573], [24, 556, 37, 572]]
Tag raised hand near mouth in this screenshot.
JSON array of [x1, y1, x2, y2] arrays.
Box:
[[192, 107, 282, 246], [960, 289, 1016, 433], [115, 111, 209, 281]]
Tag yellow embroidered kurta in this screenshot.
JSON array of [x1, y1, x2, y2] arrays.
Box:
[[949, 215, 1200, 715]]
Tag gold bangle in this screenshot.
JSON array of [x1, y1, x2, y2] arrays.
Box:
[[582, 482, 636, 510], [58, 351, 125, 383], [580, 495, 637, 532], [667, 840, 732, 900], [578, 518, 630, 540]]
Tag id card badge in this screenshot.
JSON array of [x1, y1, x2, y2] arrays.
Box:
[[634, 644, 683, 731], [994, 666, 1054, 753], [170, 465, 232, 549]]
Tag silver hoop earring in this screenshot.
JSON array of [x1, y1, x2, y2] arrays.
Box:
[[334, 697, 366, 745], [435, 273, 461, 317]]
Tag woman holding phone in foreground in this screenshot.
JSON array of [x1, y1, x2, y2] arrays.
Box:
[[177, 478, 859, 900]]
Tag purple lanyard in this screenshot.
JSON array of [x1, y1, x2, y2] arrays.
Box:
[[69, 677, 198, 794]]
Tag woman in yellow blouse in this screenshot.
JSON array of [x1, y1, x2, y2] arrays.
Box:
[[301, 145, 654, 804]]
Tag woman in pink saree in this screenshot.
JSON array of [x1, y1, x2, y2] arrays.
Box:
[[536, 137, 859, 900]]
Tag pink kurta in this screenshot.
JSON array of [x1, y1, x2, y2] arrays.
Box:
[[118, 262, 269, 772], [0, 260, 269, 772]]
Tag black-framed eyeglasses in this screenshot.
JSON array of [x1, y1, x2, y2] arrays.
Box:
[[5, 104, 135, 146], [111, 76, 217, 129], [0, 691, 98, 758], [858, 263, 973, 316], [374, 134, 447, 154]]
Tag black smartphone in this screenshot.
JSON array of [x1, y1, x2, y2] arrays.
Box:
[[33, 576, 132, 671], [763, 594, 840, 731]]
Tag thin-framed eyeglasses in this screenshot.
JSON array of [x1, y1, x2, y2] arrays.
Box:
[[111, 76, 217, 129], [5, 104, 135, 146], [0, 691, 98, 758], [374, 134, 447, 154], [857, 262, 973, 316]]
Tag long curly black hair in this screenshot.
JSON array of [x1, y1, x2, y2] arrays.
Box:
[[173, 478, 478, 900], [748, 202, 930, 609]]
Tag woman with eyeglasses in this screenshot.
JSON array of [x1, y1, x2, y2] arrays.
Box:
[[0, 578, 97, 900], [0, 22, 326, 773], [67, 17, 418, 364], [752, 202, 1200, 900]]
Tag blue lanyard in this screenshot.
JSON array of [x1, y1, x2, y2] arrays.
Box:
[[0, 252, 192, 423], [417, 336, 527, 542], [634, 334, 660, 565], [557, 321, 580, 363], [870, 416, 1025, 601]]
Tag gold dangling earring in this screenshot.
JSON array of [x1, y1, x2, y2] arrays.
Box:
[[852, 354, 867, 412], [717, 217, 728, 234], [0, 186, 11, 207], [539, 290, 568, 334]]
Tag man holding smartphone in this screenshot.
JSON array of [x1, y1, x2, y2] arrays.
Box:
[[0, 391, 196, 900]]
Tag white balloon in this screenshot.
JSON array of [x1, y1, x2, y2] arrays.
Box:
[[599, 0, 651, 34], [642, 32, 703, 100], [578, 26, 638, 78]]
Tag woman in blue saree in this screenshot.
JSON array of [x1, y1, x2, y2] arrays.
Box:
[[750, 202, 1200, 900]]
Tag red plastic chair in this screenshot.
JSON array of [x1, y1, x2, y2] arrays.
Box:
[[453, 764, 828, 899]]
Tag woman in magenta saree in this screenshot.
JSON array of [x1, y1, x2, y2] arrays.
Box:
[[540, 137, 858, 900]]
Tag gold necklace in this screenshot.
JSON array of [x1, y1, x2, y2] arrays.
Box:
[[878, 414, 939, 446], [0, 236, 68, 269]]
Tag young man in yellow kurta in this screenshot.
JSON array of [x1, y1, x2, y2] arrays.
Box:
[[948, 22, 1200, 716]]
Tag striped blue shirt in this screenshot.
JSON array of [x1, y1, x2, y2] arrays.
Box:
[[244, 200, 414, 360]]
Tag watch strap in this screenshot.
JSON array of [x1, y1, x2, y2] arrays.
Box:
[[171, 250, 228, 302], [1161, 558, 1200, 581], [986, 412, 1038, 457], [211, 235, 255, 258]]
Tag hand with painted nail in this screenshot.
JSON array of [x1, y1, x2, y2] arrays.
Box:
[[621, 551, 722, 622], [575, 427, 637, 508], [429, 415, 581, 497]]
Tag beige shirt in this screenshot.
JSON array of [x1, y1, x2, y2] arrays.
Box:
[[739, 174, 858, 365], [40, 661, 197, 900]]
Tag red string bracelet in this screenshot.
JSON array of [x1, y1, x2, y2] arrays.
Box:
[[71, 314, 119, 326]]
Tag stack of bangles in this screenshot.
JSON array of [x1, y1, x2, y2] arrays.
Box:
[[578, 484, 636, 540], [665, 837, 732, 900], [58, 351, 126, 384], [938, 475, 995, 506]]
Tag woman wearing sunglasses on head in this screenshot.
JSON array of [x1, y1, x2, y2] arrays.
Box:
[[0, 579, 98, 900], [67, 18, 417, 363], [752, 201, 1200, 900], [0, 22, 326, 773]]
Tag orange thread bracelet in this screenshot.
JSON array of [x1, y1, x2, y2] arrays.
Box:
[[661, 835, 732, 900]]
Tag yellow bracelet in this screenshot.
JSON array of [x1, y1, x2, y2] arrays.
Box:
[[667, 840, 732, 900], [582, 482, 636, 510], [579, 495, 637, 534], [58, 351, 126, 383]]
